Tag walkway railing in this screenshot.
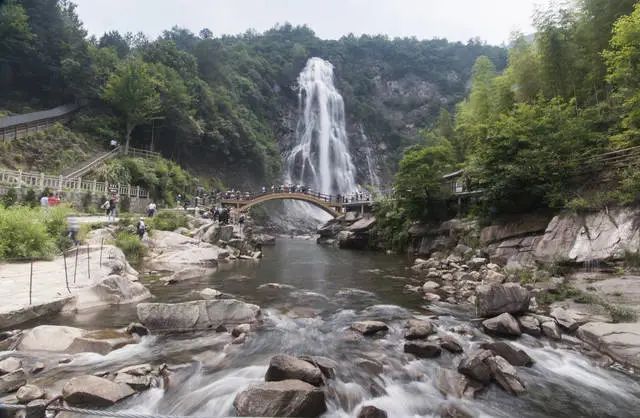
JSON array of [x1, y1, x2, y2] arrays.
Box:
[[220, 189, 375, 206], [0, 168, 148, 198], [0, 104, 80, 142], [64, 146, 122, 179]]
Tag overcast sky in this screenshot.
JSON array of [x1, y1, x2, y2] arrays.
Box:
[[73, 0, 542, 45]]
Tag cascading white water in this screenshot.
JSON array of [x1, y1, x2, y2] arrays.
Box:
[[360, 125, 381, 189], [285, 57, 357, 196]]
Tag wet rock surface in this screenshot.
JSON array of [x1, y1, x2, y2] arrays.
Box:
[[233, 379, 327, 417], [265, 354, 324, 386], [350, 321, 389, 336], [482, 313, 522, 337], [62, 375, 135, 406], [136, 299, 261, 330]]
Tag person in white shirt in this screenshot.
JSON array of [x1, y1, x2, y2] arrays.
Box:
[[40, 195, 48, 207], [147, 202, 157, 217]]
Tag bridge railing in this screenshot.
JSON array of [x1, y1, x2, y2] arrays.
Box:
[[219, 189, 374, 205]]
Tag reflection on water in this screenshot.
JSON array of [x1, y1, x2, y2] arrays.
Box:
[[12, 239, 640, 417]]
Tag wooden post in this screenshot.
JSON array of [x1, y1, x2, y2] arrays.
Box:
[[73, 245, 79, 284], [63, 250, 70, 293], [29, 261, 33, 305]]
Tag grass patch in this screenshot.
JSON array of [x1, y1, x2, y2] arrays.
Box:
[[114, 231, 146, 267], [0, 205, 72, 260], [553, 286, 639, 323], [149, 211, 188, 231]]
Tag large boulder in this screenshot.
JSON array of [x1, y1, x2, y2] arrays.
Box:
[[298, 356, 338, 379], [434, 368, 485, 399], [534, 208, 640, 263], [517, 315, 541, 337], [457, 350, 493, 384], [405, 319, 436, 340], [66, 329, 137, 355], [91, 274, 151, 305], [265, 355, 324, 386], [350, 321, 388, 336], [482, 313, 521, 337], [577, 322, 640, 369], [62, 375, 135, 407], [476, 283, 530, 318], [347, 217, 376, 232], [0, 369, 26, 393], [550, 307, 583, 332], [137, 299, 261, 331], [357, 405, 388, 418], [0, 357, 22, 375], [404, 341, 442, 358], [233, 379, 326, 417], [18, 325, 84, 352], [16, 384, 45, 403], [541, 321, 562, 340], [486, 355, 526, 395], [479, 342, 533, 367], [18, 325, 136, 355]]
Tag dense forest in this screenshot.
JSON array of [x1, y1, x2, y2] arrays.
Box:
[[376, 0, 640, 250], [0, 0, 504, 187]]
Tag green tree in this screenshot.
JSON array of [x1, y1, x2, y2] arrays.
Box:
[[455, 56, 498, 156], [102, 59, 161, 154], [395, 140, 455, 220], [603, 3, 640, 147], [472, 98, 603, 214]]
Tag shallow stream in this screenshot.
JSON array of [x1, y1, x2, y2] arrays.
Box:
[[18, 239, 640, 417]]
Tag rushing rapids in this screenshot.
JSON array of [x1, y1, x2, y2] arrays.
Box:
[[13, 239, 640, 417]]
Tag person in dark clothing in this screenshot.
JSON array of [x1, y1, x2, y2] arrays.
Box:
[[136, 217, 146, 239]]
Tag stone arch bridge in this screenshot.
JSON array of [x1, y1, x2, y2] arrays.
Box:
[[220, 191, 373, 217]]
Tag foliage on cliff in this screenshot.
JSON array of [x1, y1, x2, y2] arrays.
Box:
[[0, 0, 505, 186], [95, 157, 195, 205], [394, 0, 640, 221]]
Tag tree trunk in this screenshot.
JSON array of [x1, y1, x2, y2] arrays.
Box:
[[124, 121, 133, 155]]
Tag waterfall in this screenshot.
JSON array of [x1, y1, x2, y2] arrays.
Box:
[[285, 57, 357, 196], [360, 125, 381, 189]]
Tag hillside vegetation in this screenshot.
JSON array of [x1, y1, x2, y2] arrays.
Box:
[[1, 0, 505, 187], [377, 0, 640, 250]]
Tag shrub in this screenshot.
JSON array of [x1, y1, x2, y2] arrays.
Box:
[[150, 211, 188, 231], [0, 206, 71, 260], [2, 189, 18, 207], [22, 189, 37, 207], [114, 231, 146, 266]]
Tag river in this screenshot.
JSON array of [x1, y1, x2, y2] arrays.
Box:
[[27, 238, 640, 417]]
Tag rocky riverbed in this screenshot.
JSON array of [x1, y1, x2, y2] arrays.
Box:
[[1, 230, 640, 417]]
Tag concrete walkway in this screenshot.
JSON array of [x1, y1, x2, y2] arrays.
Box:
[[0, 245, 124, 328]]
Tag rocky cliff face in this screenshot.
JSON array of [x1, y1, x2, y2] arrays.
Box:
[[410, 206, 640, 268]]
